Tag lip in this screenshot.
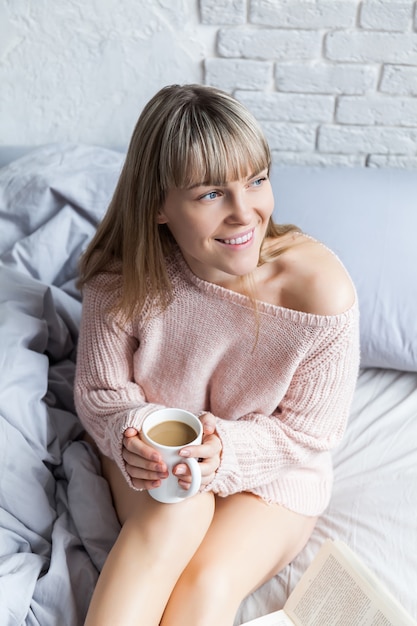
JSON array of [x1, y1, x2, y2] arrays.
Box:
[[215, 228, 255, 247]]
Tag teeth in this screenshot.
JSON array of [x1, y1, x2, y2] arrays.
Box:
[[222, 231, 253, 245]]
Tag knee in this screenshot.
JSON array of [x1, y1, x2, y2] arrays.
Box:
[[175, 559, 241, 623], [189, 561, 231, 599]]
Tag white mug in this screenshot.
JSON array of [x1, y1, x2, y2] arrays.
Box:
[[141, 408, 203, 504]]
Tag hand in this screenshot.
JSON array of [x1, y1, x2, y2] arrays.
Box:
[[174, 412, 222, 490], [122, 427, 169, 491]]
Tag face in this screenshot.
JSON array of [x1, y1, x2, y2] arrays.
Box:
[[157, 169, 274, 288]]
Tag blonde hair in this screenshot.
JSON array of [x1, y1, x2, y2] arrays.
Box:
[[78, 84, 298, 318]]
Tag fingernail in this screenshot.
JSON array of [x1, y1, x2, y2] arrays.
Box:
[[179, 449, 190, 457]]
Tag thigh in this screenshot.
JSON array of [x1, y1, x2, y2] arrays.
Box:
[[101, 451, 183, 527], [192, 492, 317, 595], [101, 452, 215, 543], [86, 455, 215, 626], [161, 492, 317, 625], [101, 452, 146, 525]]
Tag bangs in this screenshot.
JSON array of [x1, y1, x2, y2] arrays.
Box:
[[159, 103, 271, 190]]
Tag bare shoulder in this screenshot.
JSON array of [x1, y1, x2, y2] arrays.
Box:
[[270, 234, 356, 316]]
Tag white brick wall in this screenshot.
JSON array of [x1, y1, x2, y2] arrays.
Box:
[[360, 0, 412, 31], [0, 1, 210, 149], [249, 0, 357, 28], [2, 1, 417, 168], [201, 0, 417, 168], [380, 65, 417, 94], [217, 28, 321, 59]]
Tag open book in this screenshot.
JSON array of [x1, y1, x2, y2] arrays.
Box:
[[242, 540, 416, 626]]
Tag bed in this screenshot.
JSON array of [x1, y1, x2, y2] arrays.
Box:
[[0, 144, 416, 625]]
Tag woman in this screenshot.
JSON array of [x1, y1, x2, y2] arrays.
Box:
[[74, 84, 359, 625]]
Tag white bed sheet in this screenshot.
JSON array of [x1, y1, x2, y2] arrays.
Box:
[[236, 367, 417, 623], [0, 144, 415, 625]]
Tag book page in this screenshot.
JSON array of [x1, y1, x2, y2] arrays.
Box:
[[240, 608, 293, 626], [284, 540, 416, 626]]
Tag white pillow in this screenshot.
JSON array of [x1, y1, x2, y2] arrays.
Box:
[[270, 166, 417, 372]]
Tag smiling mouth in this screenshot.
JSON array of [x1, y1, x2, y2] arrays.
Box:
[[216, 230, 254, 245]]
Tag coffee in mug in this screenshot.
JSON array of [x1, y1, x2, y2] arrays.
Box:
[[141, 408, 203, 504], [147, 420, 197, 447]]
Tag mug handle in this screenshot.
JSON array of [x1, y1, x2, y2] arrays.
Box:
[[177, 457, 201, 499]]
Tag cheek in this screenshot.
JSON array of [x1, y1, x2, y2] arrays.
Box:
[[167, 216, 204, 244], [183, 214, 217, 236]]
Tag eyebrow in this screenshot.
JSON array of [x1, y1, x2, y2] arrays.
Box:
[[185, 169, 266, 190]]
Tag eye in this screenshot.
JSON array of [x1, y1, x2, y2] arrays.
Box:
[[200, 190, 220, 201], [250, 176, 267, 188]]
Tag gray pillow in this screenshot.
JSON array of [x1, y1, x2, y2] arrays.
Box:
[[270, 166, 417, 372]]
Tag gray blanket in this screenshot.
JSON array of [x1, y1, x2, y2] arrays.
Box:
[[0, 145, 122, 625]]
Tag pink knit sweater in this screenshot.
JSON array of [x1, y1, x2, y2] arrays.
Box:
[[74, 248, 360, 516]]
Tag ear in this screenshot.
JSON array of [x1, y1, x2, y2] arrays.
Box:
[[156, 210, 168, 225]]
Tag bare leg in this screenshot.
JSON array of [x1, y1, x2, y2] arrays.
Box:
[[161, 492, 317, 626], [84, 456, 215, 626]]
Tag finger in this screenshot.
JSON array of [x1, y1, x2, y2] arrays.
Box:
[[178, 435, 221, 489], [179, 436, 221, 462], [122, 448, 167, 475], [199, 412, 216, 435], [124, 447, 169, 487], [123, 434, 162, 463], [173, 464, 197, 491], [177, 466, 216, 490], [125, 461, 168, 484], [172, 463, 192, 482], [124, 427, 138, 438], [173, 457, 215, 489], [199, 460, 219, 486], [131, 476, 163, 491]]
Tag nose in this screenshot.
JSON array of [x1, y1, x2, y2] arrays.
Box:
[[225, 190, 251, 224]]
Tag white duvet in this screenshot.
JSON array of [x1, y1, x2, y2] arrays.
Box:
[[0, 144, 415, 625]]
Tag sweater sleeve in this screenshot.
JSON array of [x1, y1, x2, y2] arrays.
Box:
[[205, 305, 360, 501], [74, 271, 164, 486]]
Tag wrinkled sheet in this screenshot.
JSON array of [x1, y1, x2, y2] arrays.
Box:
[[0, 144, 416, 625]]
